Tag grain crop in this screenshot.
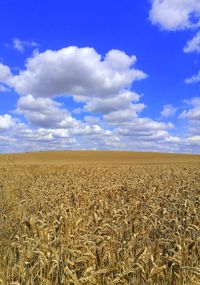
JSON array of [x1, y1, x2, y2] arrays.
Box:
[[0, 151, 200, 284]]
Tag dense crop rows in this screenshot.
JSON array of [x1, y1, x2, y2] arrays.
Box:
[[0, 163, 200, 284]]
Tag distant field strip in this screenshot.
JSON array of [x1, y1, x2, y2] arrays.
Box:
[[0, 151, 200, 165]]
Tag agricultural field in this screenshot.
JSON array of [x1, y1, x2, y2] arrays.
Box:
[[0, 151, 200, 285]]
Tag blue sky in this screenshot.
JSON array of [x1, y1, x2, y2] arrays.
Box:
[[0, 0, 200, 153]]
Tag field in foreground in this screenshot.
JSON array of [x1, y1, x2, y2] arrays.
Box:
[[1, 152, 200, 285]]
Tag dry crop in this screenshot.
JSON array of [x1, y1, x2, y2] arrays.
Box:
[[0, 156, 200, 284]]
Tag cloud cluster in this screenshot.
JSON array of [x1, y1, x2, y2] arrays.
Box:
[[149, 0, 200, 134], [0, 45, 199, 153], [149, 1, 200, 85], [0, 111, 183, 153], [1, 46, 150, 136]]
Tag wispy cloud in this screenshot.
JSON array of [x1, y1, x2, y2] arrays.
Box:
[[6, 38, 39, 53], [185, 70, 200, 84], [184, 31, 200, 53], [161, 104, 177, 118]]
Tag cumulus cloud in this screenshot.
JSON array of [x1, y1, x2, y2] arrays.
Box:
[[161, 104, 177, 117], [17, 95, 78, 128], [104, 104, 146, 124], [149, 0, 200, 31], [16, 94, 117, 148], [184, 31, 200, 53], [4, 46, 149, 141], [0, 113, 119, 153], [83, 91, 140, 114], [8, 47, 147, 98]]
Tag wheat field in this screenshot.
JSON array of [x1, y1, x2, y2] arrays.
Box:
[[0, 151, 200, 284]]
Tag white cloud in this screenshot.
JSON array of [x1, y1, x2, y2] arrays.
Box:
[[0, 112, 199, 153], [180, 108, 200, 120], [0, 113, 119, 153], [0, 63, 11, 83], [16, 94, 116, 147], [115, 117, 173, 135], [149, 0, 200, 31], [179, 97, 200, 120], [17, 95, 78, 128], [184, 31, 200, 53], [178, 97, 200, 146], [0, 114, 16, 129], [104, 104, 146, 124], [111, 117, 180, 152], [185, 135, 200, 145], [83, 91, 140, 114], [84, 116, 100, 124], [104, 49, 137, 70], [8, 46, 147, 98], [161, 104, 177, 117], [185, 70, 200, 83], [18, 128, 71, 141], [12, 38, 39, 53]]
